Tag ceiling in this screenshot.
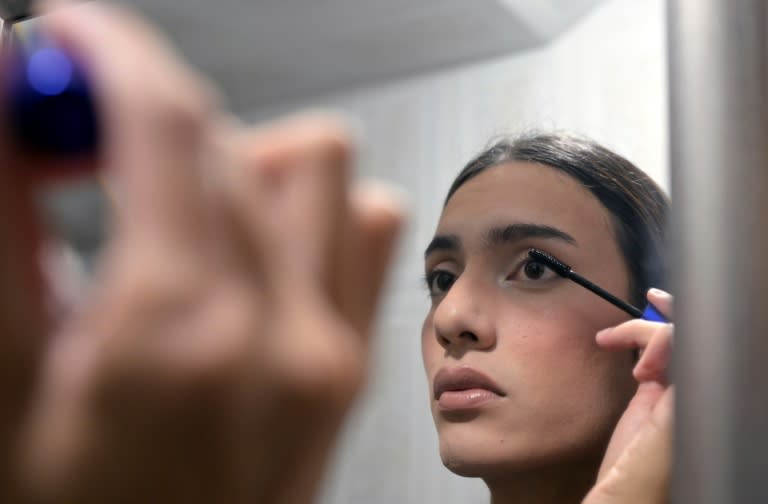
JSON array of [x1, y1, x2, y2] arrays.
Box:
[[0, 0, 31, 22], [11, 0, 605, 111]]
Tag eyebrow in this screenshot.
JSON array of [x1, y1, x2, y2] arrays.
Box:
[[424, 222, 576, 259], [485, 223, 577, 247], [424, 235, 460, 259]]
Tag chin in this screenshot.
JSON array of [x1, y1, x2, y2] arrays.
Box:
[[439, 444, 542, 479], [436, 423, 538, 477], [440, 452, 505, 478], [436, 420, 606, 479]]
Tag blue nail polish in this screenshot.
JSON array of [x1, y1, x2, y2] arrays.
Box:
[[5, 24, 98, 155]]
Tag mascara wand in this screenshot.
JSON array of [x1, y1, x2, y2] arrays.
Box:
[[528, 248, 667, 322]]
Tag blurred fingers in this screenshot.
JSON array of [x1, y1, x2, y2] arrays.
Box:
[[227, 113, 354, 301], [41, 2, 221, 252], [339, 182, 406, 336], [0, 52, 49, 504]]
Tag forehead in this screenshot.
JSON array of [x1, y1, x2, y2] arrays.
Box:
[[437, 162, 615, 251]]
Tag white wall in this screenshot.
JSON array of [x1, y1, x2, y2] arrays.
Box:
[[246, 0, 667, 502]]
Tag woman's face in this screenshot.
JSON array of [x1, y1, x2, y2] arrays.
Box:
[[421, 162, 636, 478]]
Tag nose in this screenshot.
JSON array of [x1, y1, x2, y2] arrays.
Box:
[[431, 274, 496, 351]]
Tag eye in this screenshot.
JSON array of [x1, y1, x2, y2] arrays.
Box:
[[425, 270, 456, 297], [507, 257, 557, 284], [523, 260, 548, 280]]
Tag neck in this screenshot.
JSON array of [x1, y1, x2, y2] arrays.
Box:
[[485, 456, 600, 504]]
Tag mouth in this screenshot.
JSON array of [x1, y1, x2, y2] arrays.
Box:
[[433, 366, 506, 411]]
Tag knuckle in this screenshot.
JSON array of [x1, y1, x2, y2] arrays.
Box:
[[108, 252, 207, 314], [111, 56, 219, 141], [291, 115, 355, 168], [195, 289, 260, 374], [312, 126, 353, 167], [237, 115, 354, 183], [648, 323, 672, 346], [273, 324, 365, 408], [206, 292, 256, 344], [158, 84, 213, 133], [137, 72, 219, 140], [89, 289, 253, 410]]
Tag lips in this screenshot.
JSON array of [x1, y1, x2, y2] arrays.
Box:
[[433, 367, 506, 411]]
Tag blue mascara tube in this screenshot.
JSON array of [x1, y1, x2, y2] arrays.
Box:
[[640, 303, 667, 323], [3, 21, 106, 272], [4, 22, 98, 156]]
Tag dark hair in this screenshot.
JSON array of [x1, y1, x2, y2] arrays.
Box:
[[445, 132, 668, 306]]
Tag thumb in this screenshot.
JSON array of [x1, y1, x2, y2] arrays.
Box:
[[0, 62, 49, 500], [584, 388, 673, 504]]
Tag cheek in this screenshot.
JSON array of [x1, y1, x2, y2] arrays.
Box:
[[495, 310, 634, 449], [420, 312, 438, 371], [497, 314, 588, 376], [496, 304, 632, 395]]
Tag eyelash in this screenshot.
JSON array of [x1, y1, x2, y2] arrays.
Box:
[[424, 256, 554, 298]]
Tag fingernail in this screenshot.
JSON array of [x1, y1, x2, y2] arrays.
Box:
[[356, 179, 411, 216], [648, 287, 670, 297]]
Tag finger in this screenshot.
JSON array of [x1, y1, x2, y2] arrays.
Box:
[[0, 48, 49, 502], [647, 288, 673, 319], [229, 114, 353, 300], [596, 381, 665, 482], [596, 319, 662, 350], [585, 387, 673, 504], [597, 313, 674, 384], [0, 74, 47, 341], [632, 323, 673, 382], [339, 182, 406, 336], [0, 42, 48, 336], [652, 384, 673, 420], [270, 114, 352, 303], [40, 2, 219, 252]]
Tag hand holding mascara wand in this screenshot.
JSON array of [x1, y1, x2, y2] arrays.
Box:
[[528, 248, 669, 323]]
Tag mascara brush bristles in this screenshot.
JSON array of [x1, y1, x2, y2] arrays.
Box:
[[528, 249, 644, 318]]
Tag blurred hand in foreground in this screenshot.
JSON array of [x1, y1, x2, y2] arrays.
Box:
[[0, 3, 405, 503]]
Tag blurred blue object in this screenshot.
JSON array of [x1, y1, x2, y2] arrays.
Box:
[[641, 303, 668, 323], [5, 23, 98, 155]]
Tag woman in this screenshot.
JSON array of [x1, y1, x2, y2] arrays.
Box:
[[421, 134, 673, 503]]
